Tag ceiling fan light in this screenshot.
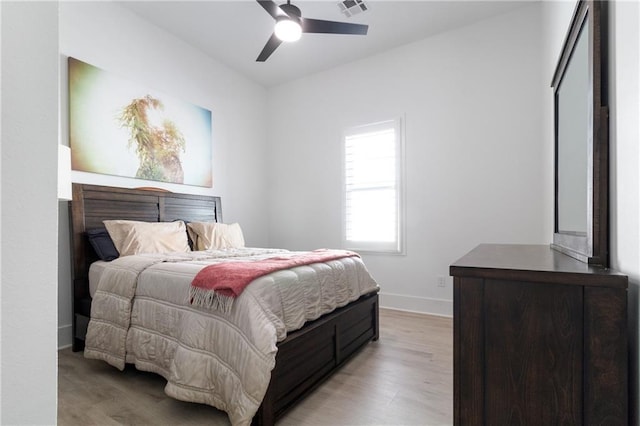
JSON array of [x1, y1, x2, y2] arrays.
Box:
[[274, 17, 302, 42]]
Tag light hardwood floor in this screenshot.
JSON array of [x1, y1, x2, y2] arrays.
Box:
[[58, 309, 453, 425]]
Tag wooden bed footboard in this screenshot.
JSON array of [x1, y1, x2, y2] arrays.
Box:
[[253, 292, 379, 425]]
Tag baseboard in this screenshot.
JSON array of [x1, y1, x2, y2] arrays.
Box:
[[58, 324, 73, 349], [379, 292, 453, 317]]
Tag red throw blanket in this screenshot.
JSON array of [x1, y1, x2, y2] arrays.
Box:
[[190, 249, 359, 313]]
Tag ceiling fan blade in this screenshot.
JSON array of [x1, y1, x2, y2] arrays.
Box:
[[302, 18, 368, 35], [257, 0, 285, 19], [256, 33, 283, 62]]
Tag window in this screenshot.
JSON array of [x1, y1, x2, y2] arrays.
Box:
[[343, 119, 403, 253]]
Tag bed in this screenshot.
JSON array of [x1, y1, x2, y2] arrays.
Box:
[[69, 183, 380, 425]]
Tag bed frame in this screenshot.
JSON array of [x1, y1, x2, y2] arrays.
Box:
[[69, 183, 379, 425]]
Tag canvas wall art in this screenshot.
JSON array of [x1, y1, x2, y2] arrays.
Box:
[[68, 57, 213, 187]]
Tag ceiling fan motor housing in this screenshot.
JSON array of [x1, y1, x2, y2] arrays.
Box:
[[280, 3, 301, 21]]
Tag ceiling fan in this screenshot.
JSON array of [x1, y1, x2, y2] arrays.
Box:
[[256, 0, 369, 62]]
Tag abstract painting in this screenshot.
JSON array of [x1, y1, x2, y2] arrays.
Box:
[[68, 57, 213, 187]]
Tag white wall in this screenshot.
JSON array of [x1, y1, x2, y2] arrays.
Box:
[[266, 4, 549, 316], [609, 0, 640, 422], [1, 2, 59, 424], [1, 1, 3, 413], [57, 1, 270, 347]]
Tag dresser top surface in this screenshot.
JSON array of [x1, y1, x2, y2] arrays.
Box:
[[450, 244, 627, 287]]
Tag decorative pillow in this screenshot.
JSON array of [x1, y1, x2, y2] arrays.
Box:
[[87, 228, 119, 261], [186, 222, 245, 251], [103, 220, 190, 256]]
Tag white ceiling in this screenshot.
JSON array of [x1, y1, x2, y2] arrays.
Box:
[[118, 0, 534, 87]]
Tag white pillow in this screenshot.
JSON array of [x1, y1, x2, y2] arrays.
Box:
[[103, 220, 190, 256], [187, 222, 245, 250]]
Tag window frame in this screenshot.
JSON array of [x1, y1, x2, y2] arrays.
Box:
[[342, 118, 405, 255]]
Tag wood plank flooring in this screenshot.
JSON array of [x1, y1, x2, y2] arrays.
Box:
[[58, 309, 453, 425]]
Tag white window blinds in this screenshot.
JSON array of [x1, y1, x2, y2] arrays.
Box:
[[344, 119, 403, 253]]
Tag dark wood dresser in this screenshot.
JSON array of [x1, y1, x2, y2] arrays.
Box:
[[450, 244, 628, 425]]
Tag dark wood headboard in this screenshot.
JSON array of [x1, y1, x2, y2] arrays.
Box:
[[69, 183, 222, 350]]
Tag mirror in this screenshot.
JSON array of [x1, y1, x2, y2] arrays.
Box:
[[551, 0, 608, 267], [557, 18, 589, 235]]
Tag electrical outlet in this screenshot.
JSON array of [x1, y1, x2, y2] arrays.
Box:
[[437, 276, 446, 287]]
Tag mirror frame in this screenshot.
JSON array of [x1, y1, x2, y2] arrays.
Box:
[[551, 0, 609, 267]]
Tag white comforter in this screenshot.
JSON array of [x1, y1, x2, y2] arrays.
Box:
[[84, 248, 379, 425]]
